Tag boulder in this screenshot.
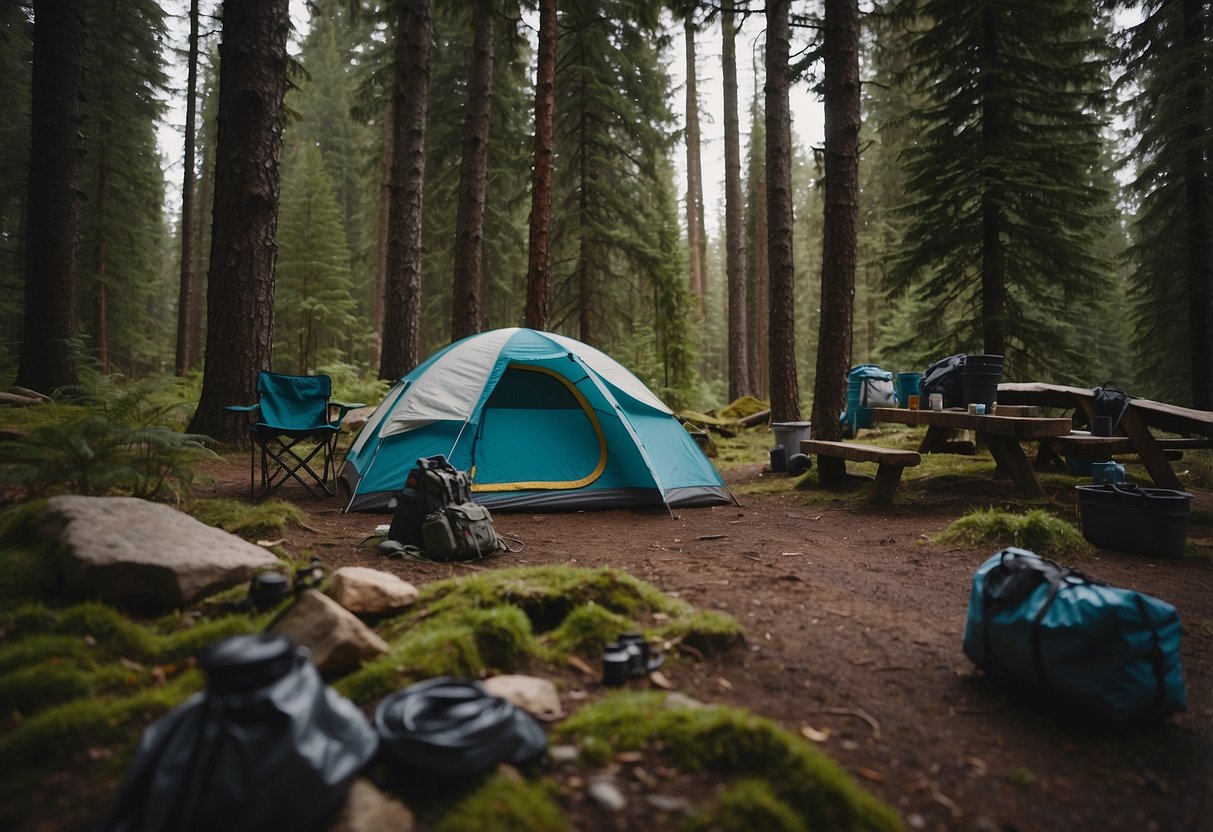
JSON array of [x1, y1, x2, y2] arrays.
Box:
[[483, 674, 563, 719], [44, 495, 279, 610], [269, 590, 389, 675], [329, 778, 415, 832], [326, 567, 419, 616]]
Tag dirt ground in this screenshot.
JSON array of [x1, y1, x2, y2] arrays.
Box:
[[173, 456, 1213, 830]]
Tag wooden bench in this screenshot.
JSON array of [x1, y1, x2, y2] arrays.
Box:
[[801, 440, 921, 505], [1039, 433, 1212, 467]]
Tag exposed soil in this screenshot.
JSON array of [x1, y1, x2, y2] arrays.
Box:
[[28, 453, 1212, 831]]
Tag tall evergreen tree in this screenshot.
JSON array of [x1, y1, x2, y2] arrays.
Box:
[[188, 0, 291, 442], [380, 0, 432, 380], [886, 0, 1113, 376], [275, 144, 358, 373], [722, 2, 750, 400], [746, 82, 770, 399], [16, 0, 86, 393], [1120, 0, 1213, 407], [550, 0, 676, 349], [525, 0, 557, 331], [811, 0, 859, 473], [0, 4, 33, 372], [450, 0, 496, 341], [766, 0, 800, 422], [681, 8, 708, 320], [176, 0, 201, 376]]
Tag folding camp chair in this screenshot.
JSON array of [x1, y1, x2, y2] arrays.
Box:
[[225, 372, 364, 500]]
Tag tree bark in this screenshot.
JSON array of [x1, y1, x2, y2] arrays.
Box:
[[451, 0, 495, 342], [811, 0, 859, 479], [380, 0, 432, 380], [175, 0, 200, 376], [722, 4, 750, 402], [15, 0, 86, 394], [94, 132, 110, 374], [187, 0, 290, 442], [1183, 0, 1213, 408], [766, 0, 798, 423], [684, 17, 707, 320], [525, 0, 557, 331], [979, 4, 1006, 358], [371, 103, 392, 366], [188, 140, 212, 370]]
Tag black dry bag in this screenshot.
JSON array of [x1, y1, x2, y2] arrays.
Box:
[[96, 634, 378, 832]]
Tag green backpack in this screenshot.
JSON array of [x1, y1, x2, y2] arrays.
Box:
[[421, 503, 501, 561]]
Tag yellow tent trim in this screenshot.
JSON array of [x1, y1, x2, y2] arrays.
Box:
[[471, 363, 608, 492]]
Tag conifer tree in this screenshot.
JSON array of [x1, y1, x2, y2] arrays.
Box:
[[0, 5, 33, 370], [1119, 0, 1213, 407], [275, 144, 359, 374], [886, 0, 1114, 376]]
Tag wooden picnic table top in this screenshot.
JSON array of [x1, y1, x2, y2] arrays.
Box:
[[869, 407, 1072, 438], [997, 382, 1213, 438]]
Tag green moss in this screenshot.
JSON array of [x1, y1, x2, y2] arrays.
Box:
[[0, 660, 143, 714], [718, 396, 770, 420], [432, 774, 572, 832], [659, 610, 745, 655], [555, 692, 903, 832], [545, 602, 633, 656], [0, 501, 60, 604], [935, 508, 1092, 556], [184, 498, 308, 541], [688, 779, 808, 832]]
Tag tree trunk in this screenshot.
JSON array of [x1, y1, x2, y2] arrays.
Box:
[[750, 124, 770, 399], [577, 65, 594, 345], [979, 5, 1006, 358], [722, 4, 749, 402], [1183, 0, 1213, 408], [94, 132, 110, 374], [525, 0, 557, 331], [451, 0, 495, 342], [188, 141, 212, 370], [371, 104, 392, 367], [811, 0, 859, 480], [684, 17, 707, 320], [187, 0, 290, 443], [766, 0, 798, 423], [380, 0, 432, 380], [15, 0, 86, 394], [175, 0, 200, 376]]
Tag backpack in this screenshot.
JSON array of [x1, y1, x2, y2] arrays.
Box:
[[849, 364, 897, 406], [1089, 382, 1134, 433], [962, 548, 1186, 724], [921, 354, 966, 408], [388, 455, 473, 546], [422, 502, 502, 561]]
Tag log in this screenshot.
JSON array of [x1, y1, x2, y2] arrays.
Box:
[[738, 409, 771, 428]]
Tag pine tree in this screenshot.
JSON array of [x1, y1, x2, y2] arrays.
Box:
[[1120, 0, 1213, 407], [525, 0, 557, 331], [275, 144, 358, 374], [722, 2, 751, 400], [745, 83, 770, 399], [0, 4, 33, 373], [886, 0, 1114, 377]]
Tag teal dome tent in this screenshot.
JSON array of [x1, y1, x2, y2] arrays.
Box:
[[339, 328, 733, 512]]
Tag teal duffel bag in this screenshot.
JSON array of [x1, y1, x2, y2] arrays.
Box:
[[962, 547, 1187, 724]]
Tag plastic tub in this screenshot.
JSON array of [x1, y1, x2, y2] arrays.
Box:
[[1076, 483, 1193, 558], [896, 372, 923, 408], [772, 421, 811, 454]]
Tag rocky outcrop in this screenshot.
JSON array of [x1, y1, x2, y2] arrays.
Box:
[[269, 590, 390, 675], [325, 567, 420, 617]]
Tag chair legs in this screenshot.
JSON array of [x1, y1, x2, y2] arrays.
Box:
[[250, 430, 338, 500]]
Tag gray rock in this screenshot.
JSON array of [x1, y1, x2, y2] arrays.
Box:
[[269, 590, 390, 675], [587, 776, 628, 812], [326, 567, 420, 616], [328, 778, 414, 832], [45, 495, 279, 610], [483, 674, 563, 719]]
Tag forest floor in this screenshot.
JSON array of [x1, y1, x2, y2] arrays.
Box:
[[180, 446, 1213, 832]]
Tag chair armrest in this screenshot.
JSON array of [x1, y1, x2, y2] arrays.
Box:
[[224, 404, 259, 413], [329, 401, 366, 424]]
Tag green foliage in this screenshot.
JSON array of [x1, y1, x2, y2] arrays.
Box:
[[935, 508, 1092, 557], [688, 779, 808, 832], [0, 379, 215, 501], [432, 774, 573, 832], [185, 498, 308, 541], [555, 692, 903, 832], [885, 0, 1115, 377], [275, 143, 360, 374]]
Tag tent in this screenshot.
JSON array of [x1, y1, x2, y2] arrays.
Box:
[[338, 328, 732, 512]]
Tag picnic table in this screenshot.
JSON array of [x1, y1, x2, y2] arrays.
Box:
[[996, 383, 1213, 489], [868, 406, 1072, 497]]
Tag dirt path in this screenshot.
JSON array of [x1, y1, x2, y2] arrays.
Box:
[[196, 457, 1213, 832]]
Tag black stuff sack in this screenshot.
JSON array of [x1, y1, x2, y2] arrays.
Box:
[[921, 354, 966, 408], [962, 548, 1187, 724], [96, 634, 378, 832], [388, 455, 473, 546], [422, 502, 502, 561], [374, 677, 547, 777], [1089, 382, 1134, 433]]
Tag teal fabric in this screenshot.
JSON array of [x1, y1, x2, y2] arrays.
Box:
[[255, 372, 334, 431], [339, 329, 729, 511]]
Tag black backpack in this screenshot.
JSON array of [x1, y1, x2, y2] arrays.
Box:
[[388, 455, 473, 546], [1089, 382, 1134, 433], [921, 354, 966, 408]]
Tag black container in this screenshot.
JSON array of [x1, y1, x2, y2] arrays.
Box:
[[962, 354, 1003, 407], [602, 642, 630, 687], [618, 632, 649, 677], [248, 571, 290, 611], [769, 445, 787, 473], [1076, 483, 1193, 558]]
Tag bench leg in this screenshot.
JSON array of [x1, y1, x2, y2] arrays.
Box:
[[817, 455, 849, 486], [869, 464, 904, 505], [1120, 410, 1182, 490], [983, 434, 1044, 497], [918, 425, 952, 454]]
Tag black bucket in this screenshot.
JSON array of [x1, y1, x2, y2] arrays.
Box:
[[962, 354, 1003, 407]]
